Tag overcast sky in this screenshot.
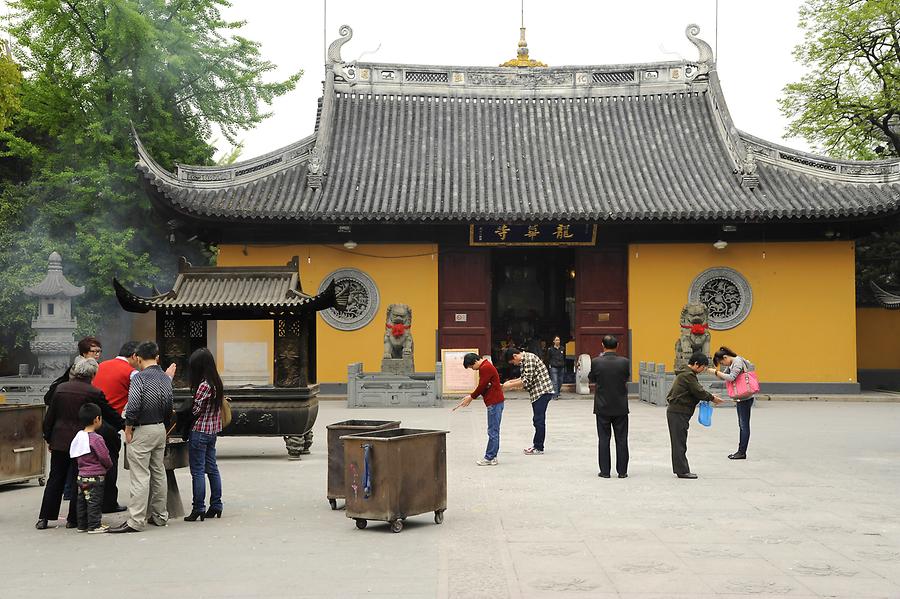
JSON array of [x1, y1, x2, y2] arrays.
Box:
[[3, 0, 814, 160], [216, 0, 813, 160]]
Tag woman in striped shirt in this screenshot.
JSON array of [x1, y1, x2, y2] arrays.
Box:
[[185, 348, 224, 521]]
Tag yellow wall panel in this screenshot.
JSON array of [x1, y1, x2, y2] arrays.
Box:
[[217, 244, 439, 383], [628, 241, 856, 383], [856, 308, 900, 369]]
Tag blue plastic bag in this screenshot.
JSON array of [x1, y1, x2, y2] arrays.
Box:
[[698, 400, 713, 427]]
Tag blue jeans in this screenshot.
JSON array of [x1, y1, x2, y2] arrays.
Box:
[[736, 398, 753, 454], [531, 393, 554, 451], [189, 431, 223, 512], [549, 366, 565, 396], [485, 402, 504, 460]]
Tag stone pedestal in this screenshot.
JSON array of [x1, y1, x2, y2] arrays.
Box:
[[381, 357, 414, 375], [347, 362, 442, 407]]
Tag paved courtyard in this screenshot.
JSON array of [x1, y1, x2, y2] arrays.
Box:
[[2, 398, 900, 598]]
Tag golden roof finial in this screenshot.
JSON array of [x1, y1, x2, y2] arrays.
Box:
[[500, 1, 546, 68]]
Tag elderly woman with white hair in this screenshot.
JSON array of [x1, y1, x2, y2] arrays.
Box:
[[36, 358, 124, 530]]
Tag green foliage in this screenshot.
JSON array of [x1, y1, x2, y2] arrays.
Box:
[[0, 0, 300, 360], [780, 0, 900, 306], [0, 47, 23, 132], [780, 0, 900, 159]]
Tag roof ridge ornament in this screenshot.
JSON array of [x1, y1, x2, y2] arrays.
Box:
[[741, 150, 759, 189], [685, 24, 714, 75], [500, 27, 547, 68], [327, 25, 353, 65]]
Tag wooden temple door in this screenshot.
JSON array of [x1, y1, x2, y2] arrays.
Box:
[[575, 246, 629, 359], [438, 248, 491, 355]]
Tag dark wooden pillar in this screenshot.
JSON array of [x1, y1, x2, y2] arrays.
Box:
[[574, 246, 629, 359], [438, 248, 491, 355]]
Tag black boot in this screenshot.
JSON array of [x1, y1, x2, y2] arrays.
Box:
[[183, 510, 206, 522], [205, 507, 222, 519]]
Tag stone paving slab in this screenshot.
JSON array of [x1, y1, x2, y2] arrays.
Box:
[[1, 399, 899, 598]]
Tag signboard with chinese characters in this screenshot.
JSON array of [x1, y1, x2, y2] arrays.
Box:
[[469, 223, 597, 246], [441, 349, 480, 393]]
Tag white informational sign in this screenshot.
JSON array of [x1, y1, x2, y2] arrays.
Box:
[[221, 341, 269, 386], [441, 348, 479, 394]]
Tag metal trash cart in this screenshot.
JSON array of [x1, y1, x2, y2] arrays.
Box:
[[341, 428, 448, 533], [326, 419, 400, 510], [0, 404, 47, 487]]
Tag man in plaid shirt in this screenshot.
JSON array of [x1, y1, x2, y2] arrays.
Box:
[[503, 348, 555, 455]]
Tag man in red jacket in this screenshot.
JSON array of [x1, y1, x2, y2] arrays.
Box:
[[91, 341, 140, 513], [453, 353, 505, 466]]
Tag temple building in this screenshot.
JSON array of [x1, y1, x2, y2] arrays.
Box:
[[134, 24, 900, 393]]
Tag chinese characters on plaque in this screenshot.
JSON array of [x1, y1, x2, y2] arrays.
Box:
[[469, 223, 597, 246]]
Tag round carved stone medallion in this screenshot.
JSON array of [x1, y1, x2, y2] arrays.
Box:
[[688, 267, 752, 330], [318, 268, 380, 331]]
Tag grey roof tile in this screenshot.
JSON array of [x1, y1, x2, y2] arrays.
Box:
[[136, 89, 900, 223]]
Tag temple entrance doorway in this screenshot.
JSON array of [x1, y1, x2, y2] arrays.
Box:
[[490, 249, 575, 381]]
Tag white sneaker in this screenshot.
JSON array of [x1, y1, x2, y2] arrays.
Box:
[[87, 525, 109, 534], [475, 458, 499, 466], [523, 447, 544, 455]]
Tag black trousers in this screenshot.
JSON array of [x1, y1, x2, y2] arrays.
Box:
[[76, 475, 105, 530], [101, 432, 121, 511], [596, 414, 629, 475], [667, 411, 692, 475], [39, 449, 78, 523]]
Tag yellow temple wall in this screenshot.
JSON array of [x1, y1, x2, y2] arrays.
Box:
[[216, 244, 439, 384], [856, 308, 900, 369], [628, 241, 857, 383]]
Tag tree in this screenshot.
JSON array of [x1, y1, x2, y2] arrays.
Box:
[[0, 0, 300, 362], [780, 0, 899, 159], [780, 0, 900, 305]]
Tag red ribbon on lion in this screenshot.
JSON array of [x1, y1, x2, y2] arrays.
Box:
[[386, 323, 409, 338], [681, 323, 708, 335]]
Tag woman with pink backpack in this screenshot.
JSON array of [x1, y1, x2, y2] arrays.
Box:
[[712, 347, 760, 460]]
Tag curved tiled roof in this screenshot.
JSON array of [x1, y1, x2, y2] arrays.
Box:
[[114, 257, 344, 314], [25, 252, 85, 298], [135, 25, 900, 225]]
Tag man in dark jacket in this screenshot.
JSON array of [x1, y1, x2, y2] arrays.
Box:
[[37, 358, 124, 529], [588, 335, 631, 478], [666, 352, 724, 479]]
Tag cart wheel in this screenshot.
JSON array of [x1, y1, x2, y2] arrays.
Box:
[[434, 510, 444, 524], [390, 519, 403, 533], [38, 477, 46, 487], [328, 498, 337, 510], [355, 519, 367, 530]]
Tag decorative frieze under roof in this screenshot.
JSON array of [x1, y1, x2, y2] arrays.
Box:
[[134, 24, 900, 225]]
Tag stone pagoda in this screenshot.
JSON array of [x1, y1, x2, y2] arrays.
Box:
[[24, 252, 85, 377]]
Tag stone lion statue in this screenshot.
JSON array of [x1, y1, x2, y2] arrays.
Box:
[[675, 302, 711, 370], [383, 303, 413, 359]]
